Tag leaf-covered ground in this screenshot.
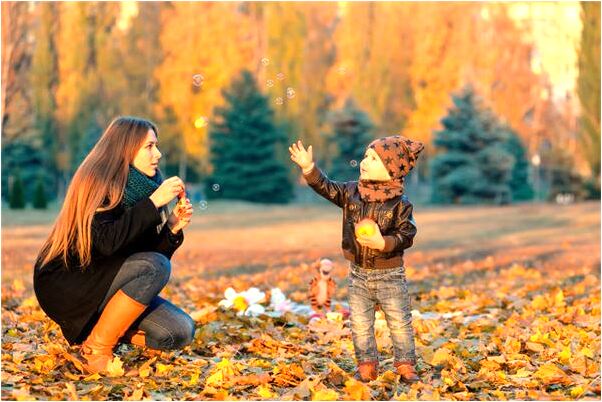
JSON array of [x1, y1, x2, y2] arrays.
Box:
[[2, 201, 600, 400]]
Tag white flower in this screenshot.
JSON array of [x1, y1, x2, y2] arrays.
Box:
[[218, 287, 266, 316], [269, 288, 293, 315]]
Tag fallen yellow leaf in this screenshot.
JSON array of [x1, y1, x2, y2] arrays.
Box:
[[188, 370, 200, 386], [431, 348, 452, 366], [256, 384, 276, 399], [534, 363, 571, 385], [106, 357, 125, 377], [155, 362, 172, 376], [558, 346, 572, 363], [531, 295, 547, 310], [312, 388, 339, 401], [554, 290, 565, 307], [344, 379, 371, 400], [579, 346, 593, 358], [570, 385, 585, 398], [84, 373, 102, 382]]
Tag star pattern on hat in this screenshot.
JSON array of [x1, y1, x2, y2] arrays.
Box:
[[384, 156, 393, 165], [382, 143, 391, 151], [383, 188, 392, 195]]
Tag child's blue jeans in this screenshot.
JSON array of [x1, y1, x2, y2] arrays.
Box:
[[348, 263, 416, 365], [98, 252, 195, 350]]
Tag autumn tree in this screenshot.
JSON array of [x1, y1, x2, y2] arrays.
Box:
[[157, 2, 256, 180], [1, 2, 36, 142], [577, 1, 601, 196], [30, 2, 60, 197], [207, 70, 294, 204]]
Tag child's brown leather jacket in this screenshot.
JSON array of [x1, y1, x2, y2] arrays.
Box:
[[304, 166, 417, 269]]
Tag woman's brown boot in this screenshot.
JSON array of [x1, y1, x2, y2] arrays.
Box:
[[80, 290, 146, 374], [121, 329, 163, 357]]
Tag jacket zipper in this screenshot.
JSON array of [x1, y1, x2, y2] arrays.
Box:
[[361, 203, 377, 268]]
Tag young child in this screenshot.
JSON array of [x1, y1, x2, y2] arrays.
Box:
[[289, 136, 424, 383]]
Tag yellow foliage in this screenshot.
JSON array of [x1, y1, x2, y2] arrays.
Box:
[[256, 384, 276, 399], [431, 347, 453, 366], [344, 379, 371, 400], [558, 346, 572, 363], [570, 385, 585, 398], [105, 357, 125, 378], [531, 295, 548, 310], [312, 388, 339, 401], [155, 362, 172, 376], [533, 363, 571, 385], [579, 346, 593, 358], [554, 290, 565, 307]]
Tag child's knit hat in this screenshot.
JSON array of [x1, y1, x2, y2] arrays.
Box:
[[367, 135, 424, 180]]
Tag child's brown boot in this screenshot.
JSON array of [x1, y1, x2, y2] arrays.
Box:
[[395, 361, 419, 383], [354, 361, 378, 382]]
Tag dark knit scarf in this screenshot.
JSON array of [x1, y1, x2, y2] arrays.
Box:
[[122, 165, 168, 232], [358, 135, 425, 203]]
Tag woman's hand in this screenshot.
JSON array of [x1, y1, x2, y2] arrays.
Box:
[[167, 196, 193, 234], [289, 140, 314, 173], [149, 176, 185, 208], [356, 221, 386, 251]]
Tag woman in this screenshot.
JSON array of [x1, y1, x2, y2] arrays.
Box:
[[34, 116, 195, 374]]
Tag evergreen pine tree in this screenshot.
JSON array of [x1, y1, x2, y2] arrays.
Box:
[[207, 70, 294, 204], [430, 86, 514, 204], [33, 176, 48, 209], [501, 127, 534, 201], [327, 98, 374, 181], [2, 140, 46, 204], [9, 171, 26, 209]]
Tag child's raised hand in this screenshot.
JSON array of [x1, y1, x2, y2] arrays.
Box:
[[289, 140, 314, 172]]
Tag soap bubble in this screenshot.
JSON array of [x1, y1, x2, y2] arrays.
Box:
[[275, 97, 283, 105], [286, 87, 296, 99], [276, 72, 285, 80], [212, 184, 220, 192], [350, 160, 358, 167], [199, 201, 208, 210], [261, 57, 270, 66], [192, 74, 204, 87], [266, 79, 274, 88]]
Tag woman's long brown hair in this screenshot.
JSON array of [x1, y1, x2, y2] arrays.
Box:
[[38, 116, 159, 268]]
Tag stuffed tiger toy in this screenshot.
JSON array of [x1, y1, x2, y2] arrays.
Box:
[[308, 258, 337, 312]]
